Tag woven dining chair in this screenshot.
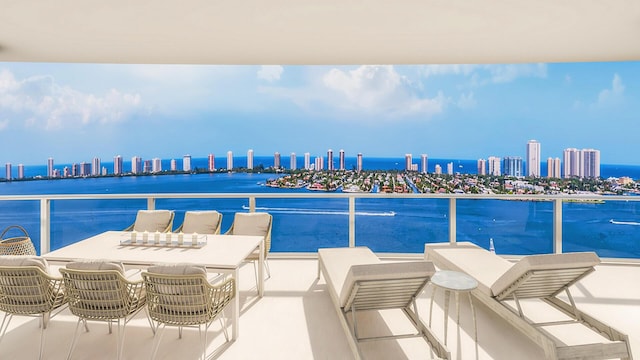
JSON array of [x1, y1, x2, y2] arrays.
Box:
[[124, 210, 175, 233], [224, 212, 273, 284], [0, 256, 66, 360], [175, 211, 223, 235], [142, 264, 235, 360], [60, 260, 148, 360]]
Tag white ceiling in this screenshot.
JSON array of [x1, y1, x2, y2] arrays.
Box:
[[1, 0, 639, 65]]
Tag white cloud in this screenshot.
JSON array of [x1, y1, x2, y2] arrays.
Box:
[[0, 119, 8, 131], [322, 65, 445, 117], [257, 65, 284, 82], [594, 73, 624, 108], [0, 69, 141, 130], [457, 92, 477, 109], [421, 63, 547, 85]]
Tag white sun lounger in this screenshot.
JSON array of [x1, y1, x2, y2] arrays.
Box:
[[318, 247, 450, 360], [424, 241, 633, 360]]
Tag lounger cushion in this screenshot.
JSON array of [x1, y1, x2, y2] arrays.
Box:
[[181, 211, 221, 234], [230, 212, 271, 237], [318, 247, 381, 306], [0, 255, 49, 272], [340, 261, 436, 308], [490, 252, 600, 297], [133, 210, 173, 232]]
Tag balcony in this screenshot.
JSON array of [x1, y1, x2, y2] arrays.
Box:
[[1, 192, 639, 359]]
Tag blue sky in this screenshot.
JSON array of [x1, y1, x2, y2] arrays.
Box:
[[0, 62, 637, 166]]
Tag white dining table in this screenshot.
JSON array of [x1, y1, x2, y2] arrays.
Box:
[[43, 230, 264, 340]]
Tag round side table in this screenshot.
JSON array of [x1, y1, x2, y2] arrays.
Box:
[[428, 270, 478, 354]]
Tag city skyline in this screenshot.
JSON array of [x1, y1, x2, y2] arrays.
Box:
[[0, 62, 637, 165]]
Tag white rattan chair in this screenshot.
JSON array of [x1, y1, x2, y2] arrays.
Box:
[[0, 256, 66, 360], [60, 260, 148, 360], [124, 210, 175, 233], [224, 212, 272, 284], [142, 264, 235, 360], [175, 211, 223, 234]]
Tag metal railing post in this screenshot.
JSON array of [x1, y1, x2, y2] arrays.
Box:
[[248, 197, 256, 212], [147, 197, 156, 210], [40, 198, 51, 255], [449, 198, 457, 244], [349, 197, 355, 247], [553, 198, 563, 254]]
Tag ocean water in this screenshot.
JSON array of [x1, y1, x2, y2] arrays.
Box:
[[1, 157, 640, 258]]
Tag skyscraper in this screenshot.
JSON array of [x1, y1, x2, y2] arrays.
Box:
[[421, 154, 428, 174], [47, 157, 54, 178], [447, 162, 454, 175], [143, 160, 152, 173], [208, 154, 215, 171], [131, 156, 142, 174], [304, 152, 311, 170], [503, 156, 523, 177], [547, 157, 561, 178], [582, 149, 601, 179], [152, 158, 162, 173], [290, 153, 297, 170], [91, 157, 101, 176], [227, 151, 233, 170], [113, 155, 123, 175], [17, 164, 24, 179], [357, 153, 363, 172], [170, 159, 177, 171], [314, 156, 324, 171], [327, 149, 334, 171], [5, 163, 11, 180], [563, 148, 581, 178], [405, 154, 412, 171], [339, 149, 345, 170], [526, 140, 541, 177], [72, 163, 79, 177], [247, 149, 254, 170], [434, 164, 442, 174], [477, 159, 487, 175], [488, 156, 501, 176], [183, 154, 191, 172], [274, 152, 281, 169], [80, 162, 90, 176]]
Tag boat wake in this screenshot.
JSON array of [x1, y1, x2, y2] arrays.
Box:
[[609, 219, 640, 226], [241, 205, 396, 216]]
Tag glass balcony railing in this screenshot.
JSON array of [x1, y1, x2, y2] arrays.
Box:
[[1, 192, 640, 260]]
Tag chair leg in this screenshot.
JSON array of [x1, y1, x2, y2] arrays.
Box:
[[0, 313, 13, 348], [67, 318, 85, 360], [199, 324, 206, 360], [150, 324, 166, 360], [116, 318, 125, 360], [39, 314, 47, 360], [252, 259, 271, 290]]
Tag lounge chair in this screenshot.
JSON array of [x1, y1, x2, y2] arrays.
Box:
[[224, 212, 272, 283], [424, 242, 633, 360], [175, 210, 222, 234], [124, 210, 174, 233], [317, 246, 450, 360]]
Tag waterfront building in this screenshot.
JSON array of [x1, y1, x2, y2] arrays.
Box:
[[290, 153, 296, 170], [563, 148, 581, 178], [47, 157, 54, 178], [72, 163, 79, 177], [447, 162, 453, 175], [503, 156, 523, 177], [52, 169, 60, 178], [113, 155, 123, 175], [582, 149, 601, 179], [356, 153, 363, 172], [526, 140, 541, 177], [304, 152, 311, 170], [170, 159, 177, 171], [131, 156, 142, 174], [247, 149, 254, 170], [183, 154, 191, 172], [208, 154, 215, 171], [488, 156, 501, 176], [274, 152, 281, 169], [101, 167, 108, 176], [17, 164, 24, 179], [63, 167, 70, 177], [314, 156, 324, 171], [405, 154, 412, 171], [477, 159, 487, 175], [547, 157, 561, 178], [5, 163, 11, 180], [434, 164, 442, 174], [339, 149, 345, 170], [91, 157, 101, 176], [327, 149, 334, 171], [152, 158, 162, 173], [143, 160, 152, 173], [421, 154, 428, 174], [227, 151, 233, 170], [80, 162, 91, 176]]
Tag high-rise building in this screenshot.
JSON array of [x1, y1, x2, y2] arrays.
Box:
[[357, 153, 363, 172], [503, 156, 523, 177], [170, 159, 177, 171], [547, 157, 561, 178], [327, 149, 334, 171], [447, 162, 454, 175], [152, 158, 162, 173], [5, 163, 11, 180], [131, 156, 142, 174], [113, 155, 123, 175], [92, 157, 101, 176], [80, 162, 90, 176], [477, 159, 487, 175], [143, 160, 152, 173], [17, 164, 24, 179], [247, 149, 254, 170], [582, 149, 601, 179], [290, 153, 297, 170], [339, 149, 345, 170], [563, 148, 581, 178], [304, 153, 311, 170], [420, 154, 428, 174], [434, 164, 442, 174], [488, 156, 501, 176], [72, 163, 79, 177], [274, 152, 281, 169], [526, 140, 541, 177], [208, 154, 215, 171], [182, 154, 191, 172], [405, 154, 413, 171], [226, 151, 233, 170], [314, 156, 324, 171], [47, 157, 54, 178]]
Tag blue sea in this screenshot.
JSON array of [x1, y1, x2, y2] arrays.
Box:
[[2, 157, 640, 259]]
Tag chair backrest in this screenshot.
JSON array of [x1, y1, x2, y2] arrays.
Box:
[[228, 212, 272, 253], [0, 256, 64, 314], [130, 210, 174, 232], [61, 260, 140, 320], [142, 263, 234, 326], [179, 211, 222, 234]]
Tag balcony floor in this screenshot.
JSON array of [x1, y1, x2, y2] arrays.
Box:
[[2, 256, 639, 359]]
